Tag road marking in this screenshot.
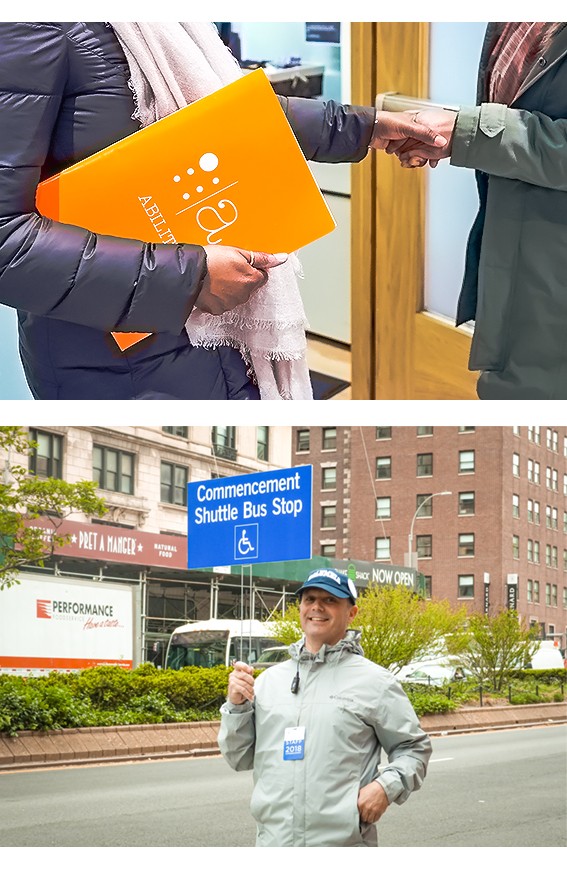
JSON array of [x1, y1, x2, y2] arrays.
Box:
[[430, 757, 454, 763]]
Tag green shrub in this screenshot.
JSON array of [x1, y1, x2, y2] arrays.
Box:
[[73, 665, 133, 708], [0, 665, 232, 734], [0, 680, 91, 736], [509, 690, 541, 705], [403, 685, 459, 716]]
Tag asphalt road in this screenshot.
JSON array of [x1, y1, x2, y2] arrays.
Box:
[[0, 725, 564, 849]]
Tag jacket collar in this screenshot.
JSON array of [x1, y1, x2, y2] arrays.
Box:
[[478, 23, 567, 106], [514, 24, 567, 101], [289, 628, 364, 663]]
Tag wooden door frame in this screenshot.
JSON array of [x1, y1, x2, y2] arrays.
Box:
[[350, 22, 478, 400]]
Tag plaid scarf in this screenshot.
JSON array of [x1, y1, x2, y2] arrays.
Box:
[[487, 22, 549, 104]]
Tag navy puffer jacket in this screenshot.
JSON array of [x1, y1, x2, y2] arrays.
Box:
[[0, 22, 375, 400]]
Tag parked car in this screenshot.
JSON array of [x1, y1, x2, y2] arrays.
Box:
[[398, 661, 469, 686], [252, 645, 289, 670], [528, 641, 564, 670]]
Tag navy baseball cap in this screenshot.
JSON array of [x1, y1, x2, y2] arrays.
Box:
[[296, 568, 357, 603]]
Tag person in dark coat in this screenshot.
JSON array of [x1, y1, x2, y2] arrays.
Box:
[[0, 22, 444, 400], [389, 22, 567, 400]]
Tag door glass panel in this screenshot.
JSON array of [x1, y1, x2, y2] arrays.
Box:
[[424, 23, 487, 321], [232, 22, 351, 343]]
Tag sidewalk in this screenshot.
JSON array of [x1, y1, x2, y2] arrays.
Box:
[[0, 702, 565, 772]]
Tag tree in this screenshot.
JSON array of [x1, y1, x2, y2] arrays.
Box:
[[356, 584, 467, 672], [453, 610, 540, 691], [269, 602, 302, 645], [0, 427, 107, 589], [269, 583, 467, 672]]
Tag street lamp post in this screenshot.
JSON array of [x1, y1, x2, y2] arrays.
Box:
[[406, 491, 452, 570]]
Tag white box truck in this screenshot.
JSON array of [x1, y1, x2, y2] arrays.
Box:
[[0, 572, 135, 675]]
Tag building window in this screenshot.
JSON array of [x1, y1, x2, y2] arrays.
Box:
[[93, 445, 134, 494], [528, 499, 540, 524], [296, 429, 310, 452], [422, 575, 432, 599], [564, 549, 567, 572], [459, 450, 475, 473], [160, 462, 188, 506], [527, 579, 533, 603], [528, 426, 541, 444], [256, 427, 269, 461], [546, 583, 552, 606], [375, 537, 391, 560], [417, 453, 433, 477], [563, 587, 567, 609], [552, 585, 558, 607], [458, 492, 475, 515], [546, 544, 552, 566], [512, 426, 520, 436], [513, 453, 521, 477], [528, 539, 534, 562], [546, 466, 559, 490], [376, 427, 392, 440], [512, 534, 520, 560], [320, 542, 336, 558], [321, 466, 337, 490], [376, 456, 392, 479], [376, 496, 391, 519], [416, 494, 433, 517], [458, 575, 474, 599], [564, 473, 567, 496], [458, 533, 475, 557], [533, 581, 540, 603], [459, 426, 476, 433], [212, 426, 236, 461], [29, 429, 63, 479], [322, 427, 337, 450], [416, 426, 433, 436], [321, 504, 336, 529], [512, 494, 520, 518], [162, 426, 188, 437], [416, 534, 432, 558], [548, 429, 559, 453]]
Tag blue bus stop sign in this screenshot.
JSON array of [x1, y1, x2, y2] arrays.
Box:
[[187, 466, 312, 569]]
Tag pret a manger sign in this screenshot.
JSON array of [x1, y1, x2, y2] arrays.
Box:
[[187, 466, 313, 568]]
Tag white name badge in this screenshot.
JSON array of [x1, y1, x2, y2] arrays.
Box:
[[283, 725, 305, 761]]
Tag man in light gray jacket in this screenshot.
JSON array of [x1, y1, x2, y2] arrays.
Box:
[[218, 568, 431, 847]]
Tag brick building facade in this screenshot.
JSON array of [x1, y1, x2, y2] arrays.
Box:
[[292, 425, 567, 645]]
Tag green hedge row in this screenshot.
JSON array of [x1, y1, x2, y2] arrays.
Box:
[[0, 665, 564, 735], [0, 664, 231, 736]]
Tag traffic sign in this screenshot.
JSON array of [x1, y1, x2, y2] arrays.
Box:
[[187, 466, 312, 569]]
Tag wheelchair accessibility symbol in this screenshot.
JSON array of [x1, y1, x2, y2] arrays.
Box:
[[234, 524, 259, 561]]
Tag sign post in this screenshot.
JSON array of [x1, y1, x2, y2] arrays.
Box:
[[187, 466, 313, 569], [506, 573, 518, 611]]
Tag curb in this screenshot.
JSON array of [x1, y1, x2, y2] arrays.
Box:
[[0, 703, 565, 772]]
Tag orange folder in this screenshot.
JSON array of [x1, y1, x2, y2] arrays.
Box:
[[35, 69, 336, 351]]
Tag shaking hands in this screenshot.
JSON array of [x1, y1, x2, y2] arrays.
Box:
[[371, 107, 458, 168]]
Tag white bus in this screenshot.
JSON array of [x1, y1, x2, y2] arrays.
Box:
[[165, 619, 280, 669]]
